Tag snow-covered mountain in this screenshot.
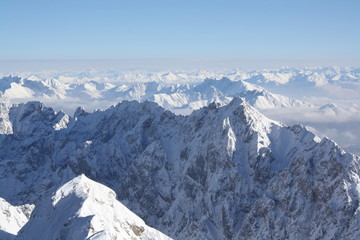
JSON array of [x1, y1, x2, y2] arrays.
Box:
[[0, 198, 33, 239], [3, 66, 360, 86], [3, 66, 359, 113], [245, 66, 360, 87], [0, 75, 310, 114], [17, 175, 171, 240], [3, 66, 360, 155], [3, 66, 359, 116], [1, 97, 360, 239]]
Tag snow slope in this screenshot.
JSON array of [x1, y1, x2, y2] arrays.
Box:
[[0, 198, 33, 239], [17, 175, 171, 240], [1, 98, 360, 239]]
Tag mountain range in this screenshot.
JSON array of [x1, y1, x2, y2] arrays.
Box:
[[2, 67, 360, 156], [3, 66, 359, 86], [1, 96, 360, 239], [0, 75, 311, 114]]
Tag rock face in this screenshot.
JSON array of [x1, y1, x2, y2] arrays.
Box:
[[0, 98, 360, 239], [0, 94, 12, 134]]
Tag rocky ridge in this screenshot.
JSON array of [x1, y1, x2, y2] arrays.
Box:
[[0, 97, 359, 239]]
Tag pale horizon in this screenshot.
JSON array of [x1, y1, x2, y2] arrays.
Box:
[[1, 58, 359, 73]]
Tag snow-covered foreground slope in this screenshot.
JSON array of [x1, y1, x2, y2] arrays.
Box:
[[17, 175, 171, 240], [1, 97, 360, 239], [0, 198, 33, 239]]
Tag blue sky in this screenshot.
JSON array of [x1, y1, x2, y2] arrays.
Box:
[[1, 0, 360, 65]]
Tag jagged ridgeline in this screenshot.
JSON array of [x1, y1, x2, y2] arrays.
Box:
[[0, 96, 360, 239]]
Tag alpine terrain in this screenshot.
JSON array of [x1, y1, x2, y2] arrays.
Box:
[[0, 95, 360, 239], [0, 75, 310, 114]]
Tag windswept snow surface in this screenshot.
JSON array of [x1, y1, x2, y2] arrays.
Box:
[[1, 98, 360, 239]]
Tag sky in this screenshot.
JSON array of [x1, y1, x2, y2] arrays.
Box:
[[1, 0, 360, 67]]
